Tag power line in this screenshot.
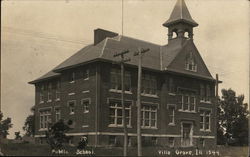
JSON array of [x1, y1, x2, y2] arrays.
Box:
[[3, 26, 92, 45]]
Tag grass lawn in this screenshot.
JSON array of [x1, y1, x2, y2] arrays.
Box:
[[0, 141, 248, 156]]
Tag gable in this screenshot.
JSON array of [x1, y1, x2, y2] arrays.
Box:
[[166, 40, 213, 79]]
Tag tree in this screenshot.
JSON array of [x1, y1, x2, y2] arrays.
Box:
[[45, 119, 71, 150], [217, 88, 249, 146], [14, 131, 22, 140], [23, 106, 35, 137], [0, 111, 13, 138]]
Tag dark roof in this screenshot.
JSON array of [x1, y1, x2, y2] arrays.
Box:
[[29, 70, 60, 84], [163, 0, 198, 27], [29, 35, 214, 84]]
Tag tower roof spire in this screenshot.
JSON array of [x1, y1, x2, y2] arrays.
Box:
[[163, 0, 198, 27]]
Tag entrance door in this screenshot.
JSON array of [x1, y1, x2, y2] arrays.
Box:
[[181, 123, 193, 147]]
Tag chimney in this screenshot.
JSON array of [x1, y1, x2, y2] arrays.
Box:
[[94, 28, 118, 45]]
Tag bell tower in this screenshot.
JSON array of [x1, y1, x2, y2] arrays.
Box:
[[163, 0, 198, 41]]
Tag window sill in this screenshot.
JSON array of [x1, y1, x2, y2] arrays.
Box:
[[141, 127, 158, 130], [47, 100, 52, 103], [109, 89, 132, 94], [200, 101, 212, 104], [178, 109, 196, 113], [69, 113, 75, 115], [83, 78, 89, 81], [55, 98, 60, 101], [39, 128, 48, 131], [168, 123, 176, 126], [82, 90, 90, 93], [68, 93, 75, 96], [200, 129, 211, 132], [82, 125, 89, 128], [83, 111, 89, 114], [108, 124, 132, 128], [141, 93, 158, 98], [39, 101, 44, 104], [168, 93, 176, 96]]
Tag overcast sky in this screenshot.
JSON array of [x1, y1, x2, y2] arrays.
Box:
[[1, 0, 249, 139]]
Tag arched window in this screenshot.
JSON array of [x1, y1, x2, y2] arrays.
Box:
[[184, 31, 189, 38], [172, 31, 177, 38]]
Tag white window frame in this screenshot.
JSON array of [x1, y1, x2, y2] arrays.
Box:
[[108, 98, 132, 127], [179, 95, 196, 112], [167, 105, 176, 125], [141, 74, 157, 96], [39, 108, 52, 131], [81, 98, 90, 113], [110, 68, 132, 93], [54, 107, 61, 122], [141, 103, 158, 129], [185, 52, 197, 72], [199, 108, 212, 132]]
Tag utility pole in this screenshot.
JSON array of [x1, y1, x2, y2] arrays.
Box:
[[134, 48, 150, 156], [113, 50, 130, 157], [215, 74, 219, 147]]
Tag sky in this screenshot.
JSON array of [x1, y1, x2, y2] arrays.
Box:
[[1, 0, 249, 139]]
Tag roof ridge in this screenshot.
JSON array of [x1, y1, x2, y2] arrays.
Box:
[[121, 35, 160, 46]]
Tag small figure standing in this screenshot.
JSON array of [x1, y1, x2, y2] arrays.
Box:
[[77, 136, 88, 150]]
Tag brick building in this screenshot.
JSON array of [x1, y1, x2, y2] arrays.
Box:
[[30, 0, 218, 148]]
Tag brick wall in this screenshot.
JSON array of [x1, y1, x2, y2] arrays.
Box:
[[33, 61, 216, 147]]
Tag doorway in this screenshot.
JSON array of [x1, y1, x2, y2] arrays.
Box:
[[181, 122, 193, 147]]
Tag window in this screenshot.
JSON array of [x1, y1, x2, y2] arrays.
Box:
[[190, 96, 195, 111], [70, 72, 75, 83], [185, 52, 197, 72], [39, 85, 44, 103], [55, 81, 60, 101], [109, 136, 117, 146], [128, 136, 132, 147], [47, 83, 52, 102], [55, 108, 61, 122], [206, 85, 211, 102], [141, 74, 157, 95], [168, 137, 175, 147], [82, 99, 90, 113], [184, 96, 189, 111], [199, 138, 205, 147], [39, 109, 52, 130], [141, 104, 157, 128], [152, 137, 157, 146], [169, 78, 175, 93], [169, 106, 175, 125], [109, 100, 131, 127], [179, 95, 196, 112], [200, 84, 205, 101], [110, 68, 131, 92], [68, 100, 76, 115], [200, 110, 211, 131], [83, 69, 89, 80]]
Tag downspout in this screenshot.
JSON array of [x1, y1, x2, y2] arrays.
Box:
[[95, 64, 99, 147]]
